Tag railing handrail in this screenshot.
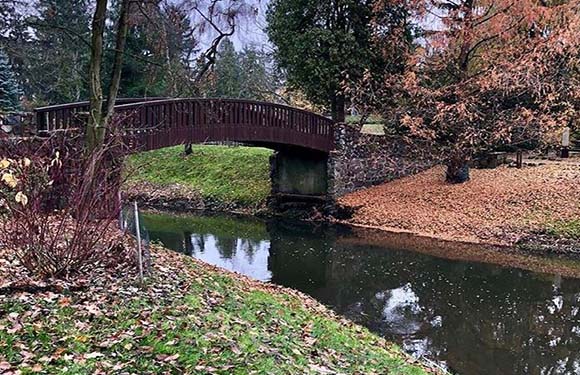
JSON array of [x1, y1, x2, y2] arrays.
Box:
[[34, 97, 168, 113], [114, 98, 333, 124]]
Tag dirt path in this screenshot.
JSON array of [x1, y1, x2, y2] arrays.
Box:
[[338, 163, 580, 246]]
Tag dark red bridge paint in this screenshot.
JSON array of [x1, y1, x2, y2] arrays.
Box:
[[35, 98, 335, 153]]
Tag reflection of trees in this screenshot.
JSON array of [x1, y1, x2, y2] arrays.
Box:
[[316, 244, 580, 375], [190, 234, 207, 255], [147, 230, 188, 254], [242, 239, 262, 264], [215, 237, 237, 259], [266, 220, 336, 293]]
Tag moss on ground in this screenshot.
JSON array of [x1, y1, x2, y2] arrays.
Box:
[[545, 220, 580, 240], [125, 145, 272, 207], [0, 247, 430, 374]]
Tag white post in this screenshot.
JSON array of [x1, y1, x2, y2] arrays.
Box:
[[561, 127, 570, 158], [134, 201, 144, 283]]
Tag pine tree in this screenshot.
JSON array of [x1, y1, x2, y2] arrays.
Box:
[[0, 50, 22, 111], [210, 39, 243, 98], [239, 47, 278, 101], [27, 0, 92, 103]]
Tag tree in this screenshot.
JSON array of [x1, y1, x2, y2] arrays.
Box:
[[239, 46, 280, 101], [0, 49, 22, 111], [86, 0, 255, 150], [23, 0, 91, 104], [203, 40, 280, 100], [86, 0, 130, 151], [266, 0, 384, 121], [209, 38, 243, 97], [368, 0, 580, 183]]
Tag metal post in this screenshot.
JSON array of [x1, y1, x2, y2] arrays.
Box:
[[134, 201, 144, 282], [516, 150, 523, 169]]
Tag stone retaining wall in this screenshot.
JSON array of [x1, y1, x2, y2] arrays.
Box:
[[327, 123, 436, 197]]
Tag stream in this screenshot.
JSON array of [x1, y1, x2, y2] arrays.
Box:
[[141, 211, 580, 375]]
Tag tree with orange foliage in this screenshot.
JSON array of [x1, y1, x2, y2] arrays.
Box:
[[363, 0, 580, 183]]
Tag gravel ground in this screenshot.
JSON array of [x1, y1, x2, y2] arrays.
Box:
[[338, 163, 580, 246]]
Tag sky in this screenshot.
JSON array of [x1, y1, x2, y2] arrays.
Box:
[[195, 0, 272, 53]]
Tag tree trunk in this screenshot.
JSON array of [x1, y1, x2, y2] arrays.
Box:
[[446, 155, 470, 184], [103, 0, 130, 125], [86, 0, 108, 152], [86, 0, 130, 152], [330, 94, 346, 123]]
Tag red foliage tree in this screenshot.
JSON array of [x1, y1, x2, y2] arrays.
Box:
[[363, 0, 580, 183]]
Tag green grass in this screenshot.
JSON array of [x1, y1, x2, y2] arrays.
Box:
[[0, 250, 429, 374], [126, 145, 272, 207], [546, 220, 580, 239]]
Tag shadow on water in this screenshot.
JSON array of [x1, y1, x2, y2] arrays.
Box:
[[141, 211, 580, 375]]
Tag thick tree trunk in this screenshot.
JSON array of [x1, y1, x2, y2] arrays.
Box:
[[330, 94, 346, 123], [446, 155, 470, 184]]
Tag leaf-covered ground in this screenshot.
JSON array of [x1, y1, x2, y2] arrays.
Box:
[[125, 145, 272, 210], [0, 246, 431, 375], [338, 163, 580, 247]]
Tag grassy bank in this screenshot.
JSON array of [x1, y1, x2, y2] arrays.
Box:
[[125, 145, 272, 208], [0, 247, 429, 374]]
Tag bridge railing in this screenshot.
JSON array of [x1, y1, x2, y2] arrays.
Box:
[[34, 98, 335, 152], [34, 97, 167, 132], [114, 98, 334, 152]]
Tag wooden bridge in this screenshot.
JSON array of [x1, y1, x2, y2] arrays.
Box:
[[34, 98, 335, 153]]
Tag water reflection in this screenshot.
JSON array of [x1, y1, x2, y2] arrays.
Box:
[[142, 212, 580, 375]]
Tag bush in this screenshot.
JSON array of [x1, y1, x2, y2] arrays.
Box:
[[0, 132, 132, 278]]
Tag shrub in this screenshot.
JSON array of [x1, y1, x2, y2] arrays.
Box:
[[0, 132, 132, 278]]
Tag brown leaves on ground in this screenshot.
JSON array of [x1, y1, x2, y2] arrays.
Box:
[[338, 163, 580, 246], [0, 244, 433, 374]]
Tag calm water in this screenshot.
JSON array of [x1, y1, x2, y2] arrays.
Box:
[[142, 211, 580, 375]]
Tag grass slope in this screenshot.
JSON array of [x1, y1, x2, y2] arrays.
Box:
[[0, 247, 429, 374], [126, 145, 272, 207]]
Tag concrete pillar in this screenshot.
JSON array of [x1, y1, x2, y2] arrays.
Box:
[[270, 148, 329, 202]]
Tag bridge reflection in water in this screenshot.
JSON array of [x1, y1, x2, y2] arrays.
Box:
[[142, 211, 580, 375]]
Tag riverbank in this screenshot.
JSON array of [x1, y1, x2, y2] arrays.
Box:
[[124, 145, 272, 213], [125, 146, 580, 255], [338, 163, 580, 255], [0, 244, 433, 374]]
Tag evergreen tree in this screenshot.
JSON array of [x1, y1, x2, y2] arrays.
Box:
[[239, 47, 279, 101], [266, 0, 395, 121], [23, 0, 92, 104], [204, 41, 280, 100], [210, 39, 243, 98], [109, 1, 197, 98], [0, 50, 22, 111]]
